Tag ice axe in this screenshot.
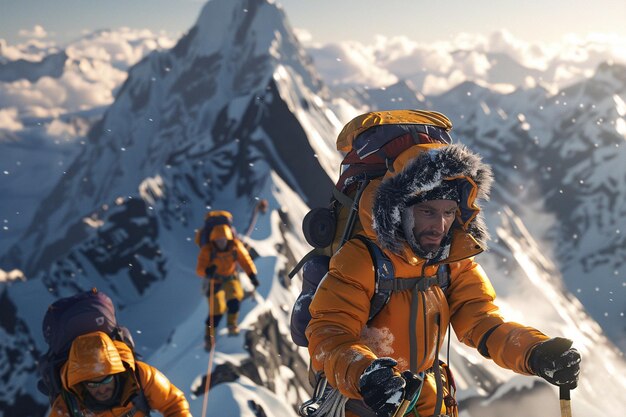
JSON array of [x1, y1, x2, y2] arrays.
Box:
[[559, 386, 572, 417], [244, 199, 269, 237], [393, 371, 423, 417]]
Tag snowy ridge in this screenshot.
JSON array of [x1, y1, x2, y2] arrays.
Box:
[[1, 0, 342, 277], [0, 28, 178, 254], [0, 0, 343, 415]]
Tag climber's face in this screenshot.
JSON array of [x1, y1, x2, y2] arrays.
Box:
[[214, 237, 228, 250], [411, 200, 458, 252]]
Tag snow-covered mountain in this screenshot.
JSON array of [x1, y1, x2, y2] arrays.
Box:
[[1, 0, 343, 415], [429, 62, 626, 352], [0, 28, 177, 254], [1, 0, 625, 416], [0, 51, 67, 83]]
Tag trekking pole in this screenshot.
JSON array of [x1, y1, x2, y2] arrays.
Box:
[[201, 279, 217, 417], [393, 371, 424, 417], [559, 386, 572, 417]]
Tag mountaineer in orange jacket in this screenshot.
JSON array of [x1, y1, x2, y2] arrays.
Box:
[[196, 223, 258, 348], [306, 143, 581, 417], [48, 331, 190, 417]]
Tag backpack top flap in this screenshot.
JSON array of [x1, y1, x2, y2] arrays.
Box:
[[335, 110, 453, 195], [196, 211, 235, 246], [336, 109, 452, 153], [43, 289, 117, 355]]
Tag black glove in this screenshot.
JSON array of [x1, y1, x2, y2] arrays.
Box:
[[205, 265, 217, 278], [359, 358, 406, 417], [248, 273, 259, 288], [529, 337, 581, 389]]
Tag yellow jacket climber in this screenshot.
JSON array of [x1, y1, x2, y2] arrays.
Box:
[[196, 222, 258, 349], [48, 331, 190, 417]]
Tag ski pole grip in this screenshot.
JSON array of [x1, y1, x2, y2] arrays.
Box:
[[559, 386, 572, 417], [393, 371, 422, 417]]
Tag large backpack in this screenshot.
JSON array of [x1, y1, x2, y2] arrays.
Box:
[[194, 210, 235, 247], [289, 110, 454, 347], [37, 288, 150, 416]]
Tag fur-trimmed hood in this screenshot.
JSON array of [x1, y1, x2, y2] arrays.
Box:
[[370, 143, 493, 260]]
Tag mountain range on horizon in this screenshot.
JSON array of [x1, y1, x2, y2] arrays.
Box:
[[0, 0, 625, 416]]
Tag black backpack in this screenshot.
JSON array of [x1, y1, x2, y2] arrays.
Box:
[[194, 211, 235, 247], [37, 288, 150, 416]]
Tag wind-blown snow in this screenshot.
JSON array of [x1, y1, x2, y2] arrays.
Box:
[[1, 1, 625, 417]]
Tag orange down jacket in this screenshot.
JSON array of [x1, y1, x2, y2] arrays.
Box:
[[195, 224, 257, 278], [48, 331, 191, 417], [306, 143, 549, 415]]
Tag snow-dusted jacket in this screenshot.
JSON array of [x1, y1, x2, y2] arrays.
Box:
[[306, 143, 549, 410], [195, 224, 257, 278], [48, 331, 190, 417]]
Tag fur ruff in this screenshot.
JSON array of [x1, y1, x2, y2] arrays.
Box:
[[372, 144, 493, 255]]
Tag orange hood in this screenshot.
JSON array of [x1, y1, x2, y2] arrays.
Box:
[[362, 143, 493, 262], [209, 224, 233, 241], [61, 331, 134, 393]]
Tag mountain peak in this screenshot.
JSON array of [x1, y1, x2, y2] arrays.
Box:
[[189, 0, 287, 57], [592, 61, 626, 85], [1, 0, 335, 276]]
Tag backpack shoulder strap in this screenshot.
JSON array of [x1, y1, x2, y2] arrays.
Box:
[[351, 235, 395, 322], [351, 236, 452, 323], [376, 263, 451, 293], [437, 263, 451, 293], [61, 390, 84, 417], [209, 247, 216, 262], [132, 364, 152, 416], [111, 330, 151, 416]]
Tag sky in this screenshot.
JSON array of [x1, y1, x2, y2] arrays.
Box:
[[1, 0, 625, 47]]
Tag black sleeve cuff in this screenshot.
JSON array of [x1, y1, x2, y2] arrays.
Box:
[[477, 324, 502, 358]]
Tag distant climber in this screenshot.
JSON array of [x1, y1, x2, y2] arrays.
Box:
[[195, 211, 259, 350]]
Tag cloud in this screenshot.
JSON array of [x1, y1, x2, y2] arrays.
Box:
[[18, 25, 48, 39], [0, 38, 59, 61], [0, 27, 176, 123], [422, 70, 468, 96], [0, 108, 23, 131], [307, 41, 397, 88], [46, 118, 87, 139], [305, 30, 626, 94], [292, 27, 313, 45], [68, 27, 176, 69], [0, 70, 123, 119]]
